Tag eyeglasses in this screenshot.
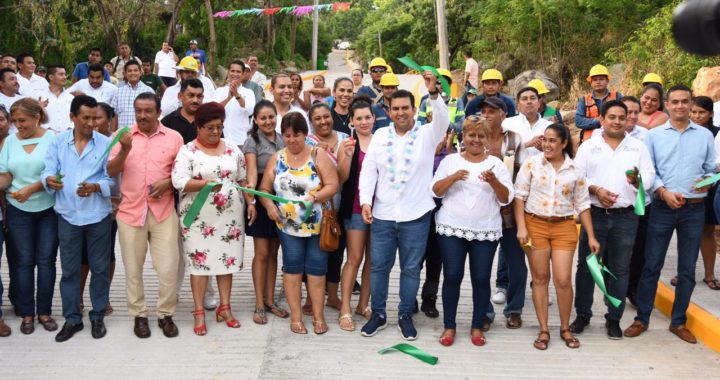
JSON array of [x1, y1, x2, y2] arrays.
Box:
[[203, 126, 224, 132], [370, 68, 387, 74]]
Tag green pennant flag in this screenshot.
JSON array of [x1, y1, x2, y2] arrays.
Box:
[[695, 173, 720, 188], [397, 56, 452, 98], [378, 343, 438, 365], [626, 169, 645, 216], [80, 126, 130, 183], [586, 254, 622, 308]]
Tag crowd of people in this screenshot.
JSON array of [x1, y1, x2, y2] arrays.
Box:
[[0, 41, 717, 353]]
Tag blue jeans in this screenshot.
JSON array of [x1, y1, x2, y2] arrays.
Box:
[[370, 211, 431, 317], [635, 201, 704, 326], [6, 205, 59, 317], [59, 215, 112, 324], [575, 207, 638, 321], [439, 235, 498, 329], [487, 227, 527, 319], [278, 231, 327, 276]]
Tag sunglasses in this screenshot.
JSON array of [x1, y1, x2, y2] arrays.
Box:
[[370, 68, 387, 74]]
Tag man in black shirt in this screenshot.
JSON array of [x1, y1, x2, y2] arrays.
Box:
[[160, 78, 204, 144]]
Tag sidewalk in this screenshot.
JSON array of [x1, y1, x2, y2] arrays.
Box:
[[1, 236, 719, 379]]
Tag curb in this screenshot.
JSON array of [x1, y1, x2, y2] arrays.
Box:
[[655, 281, 720, 352]]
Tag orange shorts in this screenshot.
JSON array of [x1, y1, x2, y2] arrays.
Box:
[[524, 213, 578, 251]]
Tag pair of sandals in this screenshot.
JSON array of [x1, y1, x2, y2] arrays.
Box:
[[534, 329, 580, 350], [253, 303, 289, 325], [670, 276, 720, 290], [338, 306, 372, 331], [290, 320, 328, 335]]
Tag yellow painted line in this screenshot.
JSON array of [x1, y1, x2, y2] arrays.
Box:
[[655, 282, 720, 353]]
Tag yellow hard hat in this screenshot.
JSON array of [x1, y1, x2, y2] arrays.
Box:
[[528, 79, 549, 95], [379, 73, 400, 87], [369, 57, 389, 70], [642, 72, 663, 86], [481, 69, 503, 83], [176, 56, 199, 72], [586, 64, 611, 82], [436, 68, 452, 84]]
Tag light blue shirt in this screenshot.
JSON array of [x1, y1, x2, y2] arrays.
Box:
[[645, 121, 716, 198], [0, 132, 56, 212], [41, 130, 113, 226]]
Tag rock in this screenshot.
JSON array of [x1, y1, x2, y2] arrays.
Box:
[[608, 63, 624, 88], [494, 52, 522, 81], [692, 66, 720, 101], [507, 70, 560, 101]]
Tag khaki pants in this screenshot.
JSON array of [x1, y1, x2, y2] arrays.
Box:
[[118, 210, 179, 318]]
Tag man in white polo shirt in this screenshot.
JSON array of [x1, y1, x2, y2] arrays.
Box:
[[160, 57, 215, 118], [502, 86, 552, 156], [17, 53, 48, 96], [68, 64, 118, 104], [38, 65, 74, 133], [154, 41, 179, 87], [0, 68, 22, 111], [213, 60, 255, 149]]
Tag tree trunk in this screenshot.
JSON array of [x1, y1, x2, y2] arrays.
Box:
[[93, 0, 121, 49], [165, 0, 186, 46], [289, 9, 298, 57], [204, 0, 217, 78], [265, 0, 275, 56]]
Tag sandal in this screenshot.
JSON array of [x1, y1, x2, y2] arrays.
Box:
[[264, 303, 289, 319], [302, 303, 313, 316], [533, 330, 550, 350], [290, 321, 307, 334], [338, 313, 355, 332], [105, 302, 114, 316], [560, 328, 580, 349], [670, 276, 678, 286], [439, 328, 455, 347], [703, 278, 720, 290], [253, 308, 268, 325], [355, 306, 372, 320], [313, 319, 328, 335], [470, 328, 486, 346], [192, 309, 207, 336]]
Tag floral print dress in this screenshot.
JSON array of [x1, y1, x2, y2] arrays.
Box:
[[172, 141, 247, 275]]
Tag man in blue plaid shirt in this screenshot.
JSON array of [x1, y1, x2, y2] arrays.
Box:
[[112, 60, 154, 130]]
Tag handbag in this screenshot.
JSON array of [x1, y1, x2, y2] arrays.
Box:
[[313, 148, 341, 252]]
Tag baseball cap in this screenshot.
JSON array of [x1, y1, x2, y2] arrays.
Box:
[[189, 39, 198, 45], [478, 96, 507, 113]]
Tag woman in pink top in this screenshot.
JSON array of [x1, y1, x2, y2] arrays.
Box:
[[637, 84, 668, 129]]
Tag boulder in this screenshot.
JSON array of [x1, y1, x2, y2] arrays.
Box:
[[507, 70, 560, 101], [692, 66, 720, 101]]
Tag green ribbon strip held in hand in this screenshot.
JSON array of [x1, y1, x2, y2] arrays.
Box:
[[80, 126, 130, 183], [183, 182, 313, 228], [625, 169, 645, 216], [397, 56, 452, 98], [378, 343, 438, 365], [586, 254, 622, 308], [695, 173, 720, 188]]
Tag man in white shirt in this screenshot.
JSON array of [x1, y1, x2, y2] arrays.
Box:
[[17, 53, 48, 96], [68, 64, 118, 105], [247, 55, 267, 89], [592, 96, 648, 142], [571, 99, 655, 339], [358, 72, 448, 340], [160, 57, 215, 118], [1, 54, 30, 97], [270, 74, 307, 133], [0, 68, 23, 111], [214, 60, 255, 149], [463, 50, 479, 90], [38, 65, 74, 133], [154, 41, 179, 87], [502, 86, 552, 156]]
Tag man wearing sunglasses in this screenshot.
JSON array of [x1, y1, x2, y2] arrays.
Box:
[[357, 57, 389, 103]]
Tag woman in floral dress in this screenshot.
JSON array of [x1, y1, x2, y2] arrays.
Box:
[[172, 102, 254, 335]]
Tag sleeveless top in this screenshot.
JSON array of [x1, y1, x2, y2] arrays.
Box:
[[273, 148, 323, 237], [647, 110, 664, 126]]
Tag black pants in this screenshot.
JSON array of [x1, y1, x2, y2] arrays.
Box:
[[421, 209, 442, 300], [627, 204, 651, 298]]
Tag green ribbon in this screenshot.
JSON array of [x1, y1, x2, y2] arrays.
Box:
[[183, 182, 313, 228], [695, 173, 720, 188], [397, 56, 452, 99], [378, 343, 438, 365], [626, 169, 645, 216], [586, 254, 622, 308], [80, 126, 130, 183]]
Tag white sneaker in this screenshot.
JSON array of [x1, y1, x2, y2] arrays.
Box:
[[491, 288, 507, 305], [203, 285, 218, 310]]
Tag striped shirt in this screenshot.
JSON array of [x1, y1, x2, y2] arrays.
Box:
[[112, 81, 154, 128]]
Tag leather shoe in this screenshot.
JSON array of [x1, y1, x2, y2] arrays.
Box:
[[420, 298, 439, 318], [569, 316, 590, 335], [0, 320, 11, 337], [669, 325, 697, 344], [55, 322, 84, 342], [506, 313, 522, 329], [20, 318, 34, 335], [134, 316, 151, 338], [481, 317, 492, 332], [38, 316, 58, 331], [91, 320, 107, 339], [623, 320, 648, 338], [606, 319, 622, 340], [158, 316, 179, 338]]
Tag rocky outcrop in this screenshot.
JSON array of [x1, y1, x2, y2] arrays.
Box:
[[692, 66, 720, 101], [507, 70, 560, 101]]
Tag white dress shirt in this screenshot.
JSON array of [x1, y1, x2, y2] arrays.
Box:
[[592, 125, 648, 142], [213, 85, 256, 146], [17, 75, 32, 97], [154, 50, 177, 78], [251, 71, 268, 89], [0, 92, 23, 111], [38, 87, 74, 133], [160, 78, 215, 118], [502, 113, 552, 156], [432, 154, 513, 241], [359, 97, 449, 222], [574, 132, 655, 208], [21, 73, 49, 97], [275, 105, 308, 133], [67, 79, 118, 104]]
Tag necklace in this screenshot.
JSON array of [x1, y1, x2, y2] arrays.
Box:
[[335, 109, 350, 132], [386, 122, 419, 193]]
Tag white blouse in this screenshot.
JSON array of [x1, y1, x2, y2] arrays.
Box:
[[431, 154, 514, 241]]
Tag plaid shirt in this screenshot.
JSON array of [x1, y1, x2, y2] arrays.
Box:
[[112, 81, 154, 128]]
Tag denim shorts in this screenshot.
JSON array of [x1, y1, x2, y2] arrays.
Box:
[[344, 213, 370, 231], [278, 231, 327, 276]]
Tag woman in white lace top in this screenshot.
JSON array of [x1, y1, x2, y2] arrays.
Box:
[[430, 118, 513, 347]]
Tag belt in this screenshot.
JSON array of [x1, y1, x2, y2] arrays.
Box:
[[653, 196, 704, 205], [526, 213, 574, 223], [590, 205, 634, 214]]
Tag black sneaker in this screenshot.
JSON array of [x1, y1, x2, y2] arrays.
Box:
[[55, 322, 84, 343], [91, 320, 107, 339], [606, 319, 622, 340], [361, 312, 387, 337], [570, 316, 591, 335], [352, 281, 362, 295], [398, 314, 417, 341], [420, 298, 439, 318]]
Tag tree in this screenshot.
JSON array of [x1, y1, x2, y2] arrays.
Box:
[[165, 0, 186, 45], [203, 0, 217, 77]]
